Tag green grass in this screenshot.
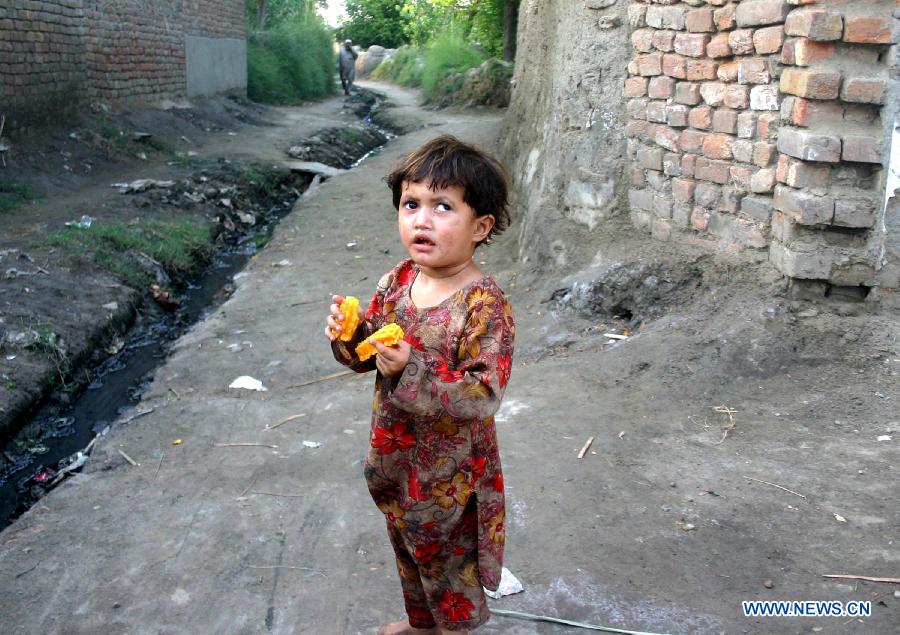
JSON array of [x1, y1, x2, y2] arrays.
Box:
[[0, 180, 41, 213], [420, 36, 484, 99], [371, 46, 425, 87], [38, 219, 216, 289], [248, 19, 336, 104]]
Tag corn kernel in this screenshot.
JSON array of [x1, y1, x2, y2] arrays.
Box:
[[356, 323, 404, 361]]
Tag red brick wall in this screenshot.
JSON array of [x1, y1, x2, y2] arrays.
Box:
[[1, 0, 245, 129], [625, 0, 895, 290]]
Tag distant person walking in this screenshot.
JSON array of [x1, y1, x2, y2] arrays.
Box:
[[338, 39, 358, 96]]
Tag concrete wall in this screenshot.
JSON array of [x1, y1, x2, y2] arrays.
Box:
[[186, 36, 246, 97], [0, 0, 246, 130]]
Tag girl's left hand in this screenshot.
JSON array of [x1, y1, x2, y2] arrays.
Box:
[[371, 339, 410, 377]]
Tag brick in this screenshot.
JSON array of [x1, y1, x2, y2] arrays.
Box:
[[674, 82, 702, 105], [751, 168, 776, 193], [647, 170, 670, 192], [652, 30, 677, 52], [700, 82, 726, 106], [631, 29, 654, 52], [769, 242, 834, 280], [673, 178, 696, 203], [637, 53, 663, 76], [655, 125, 680, 152], [730, 164, 754, 189], [706, 33, 732, 58], [691, 207, 710, 232], [680, 129, 708, 153], [841, 135, 882, 164], [625, 120, 650, 139], [777, 156, 830, 189], [712, 109, 738, 134], [695, 157, 732, 184], [841, 78, 886, 105], [682, 154, 698, 178], [774, 184, 834, 224], [689, 105, 713, 130], [674, 33, 709, 57], [792, 38, 836, 66], [834, 196, 877, 228], [729, 29, 755, 55], [741, 195, 775, 222], [637, 145, 664, 171], [844, 105, 878, 125], [713, 5, 736, 31], [654, 194, 674, 219], [628, 4, 647, 29], [737, 112, 757, 138], [738, 57, 771, 84], [667, 104, 690, 128], [778, 127, 840, 162], [753, 142, 777, 167], [686, 9, 715, 33], [753, 26, 784, 54], [629, 188, 654, 211], [647, 101, 667, 123], [843, 16, 893, 44], [784, 9, 843, 41], [780, 68, 840, 100], [663, 152, 683, 176], [724, 85, 751, 109], [717, 60, 739, 82], [627, 98, 649, 120], [787, 97, 843, 127], [646, 5, 687, 31], [695, 182, 721, 208], [736, 0, 790, 28], [750, 84, 780, 110], [757, 113, 780, 139], [652, 217, 674, 240], [719, 187, 744, 213], [649, 76, 676, 99], [628, 59, 640, 75], [663, 53, 687, 79], [673, 202, 692, 227], [625, 77, 649, 98], [686, 59, 718, 81]]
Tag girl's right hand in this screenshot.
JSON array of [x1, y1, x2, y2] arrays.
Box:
[[325, 294, 345, 341]]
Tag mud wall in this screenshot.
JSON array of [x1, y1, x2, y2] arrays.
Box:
[[1, 0, 246, 130], [499, 0, 632, 270]]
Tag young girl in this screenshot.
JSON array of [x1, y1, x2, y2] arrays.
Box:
[[325, 135, 515, 634]]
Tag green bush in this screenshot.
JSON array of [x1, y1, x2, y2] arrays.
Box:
[[0, 180, 41, 214], [371, 46, 425, 87], [420, 36, 484, 99], [247, 19, 335, 104]]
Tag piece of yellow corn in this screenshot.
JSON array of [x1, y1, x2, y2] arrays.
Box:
[[356, 323, 404, 361], [336, 296, 360, 342]]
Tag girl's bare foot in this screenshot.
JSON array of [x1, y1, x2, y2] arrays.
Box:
[[376, 620, 438, 635]]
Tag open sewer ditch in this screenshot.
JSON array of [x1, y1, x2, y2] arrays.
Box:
[[0, 104, 395, 529]]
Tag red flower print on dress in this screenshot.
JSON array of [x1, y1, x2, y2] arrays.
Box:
[[435, 358, 463, 382], [372, 423, 416, 455], [452, 545, 467, 556], [438, 590, 475, 623], [493, 472, 504, 492], [396, 261, 417, 288], [407, 467, 429, 502], [413, 542, 441, 562], [471, 456, 487, 481], [404, 332, 426, 352], [377, 500, 407, 529], [497, 353, 512, 388], [364, 291, 380, 321]]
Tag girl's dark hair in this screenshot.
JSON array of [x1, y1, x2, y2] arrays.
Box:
[[384, 134, 510, 246]]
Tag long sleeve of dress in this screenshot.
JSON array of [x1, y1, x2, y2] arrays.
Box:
[[387, 293, 514, 421]]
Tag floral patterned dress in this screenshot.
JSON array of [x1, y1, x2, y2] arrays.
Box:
[[331, 258, 514, 630]]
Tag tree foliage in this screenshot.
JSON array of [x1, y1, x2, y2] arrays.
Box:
[[246, 0, 327, 30], [336, 0, 410, 49]]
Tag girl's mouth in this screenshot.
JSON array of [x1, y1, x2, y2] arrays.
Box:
[[413, 235, 435, 248]]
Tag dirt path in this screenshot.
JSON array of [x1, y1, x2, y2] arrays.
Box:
[[0, 83, 898, 634]]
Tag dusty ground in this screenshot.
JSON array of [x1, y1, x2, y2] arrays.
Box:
[[0, 81, 898, 634]]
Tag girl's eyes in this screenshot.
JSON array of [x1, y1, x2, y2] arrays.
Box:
[[401, 201, 452, 212]]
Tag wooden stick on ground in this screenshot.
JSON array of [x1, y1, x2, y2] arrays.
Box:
[[577, 436, 594, 459], [713, 406, 738, 445], [287, 369, 355, 389], [250, 490, 303, 498], [213, 442, 279, 449], [118, 449, 140, 467], [154, 451, 164, 479], [239, 474, 259, 498], [823, 574, 900, 584], [267, 413, 307, 430], [746, 476, 807, 499]]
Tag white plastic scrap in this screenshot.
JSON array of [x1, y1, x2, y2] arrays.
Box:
[[877, 435, 892, 442], [302, 440, 322, 448], [229, 376, 267, 391], [484, 567, 524, 600], [65, 215, 94, 229]]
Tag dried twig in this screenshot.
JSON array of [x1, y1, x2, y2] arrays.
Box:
[[288, 369, 356, 388], [713, 406, 738, 444], [120, 406, 154, 424], [250, 490, 303, 498], [746, 476, 806, 499], [213, 442, 278, 449], [577, 436, 594, 459], [168, 387, 180, 399], [245, 564, 325, 576], [117, 449, 139, 467], [267, 413, 306, 430], [288, 299, 320, 307], [823, 574, 900, 584], [239, 474, 259, 497]]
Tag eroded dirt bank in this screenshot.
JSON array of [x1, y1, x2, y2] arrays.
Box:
[[0, 83, 897, 634]]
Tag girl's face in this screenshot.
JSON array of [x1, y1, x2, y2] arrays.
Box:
[[398, 180, 494, 275]]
